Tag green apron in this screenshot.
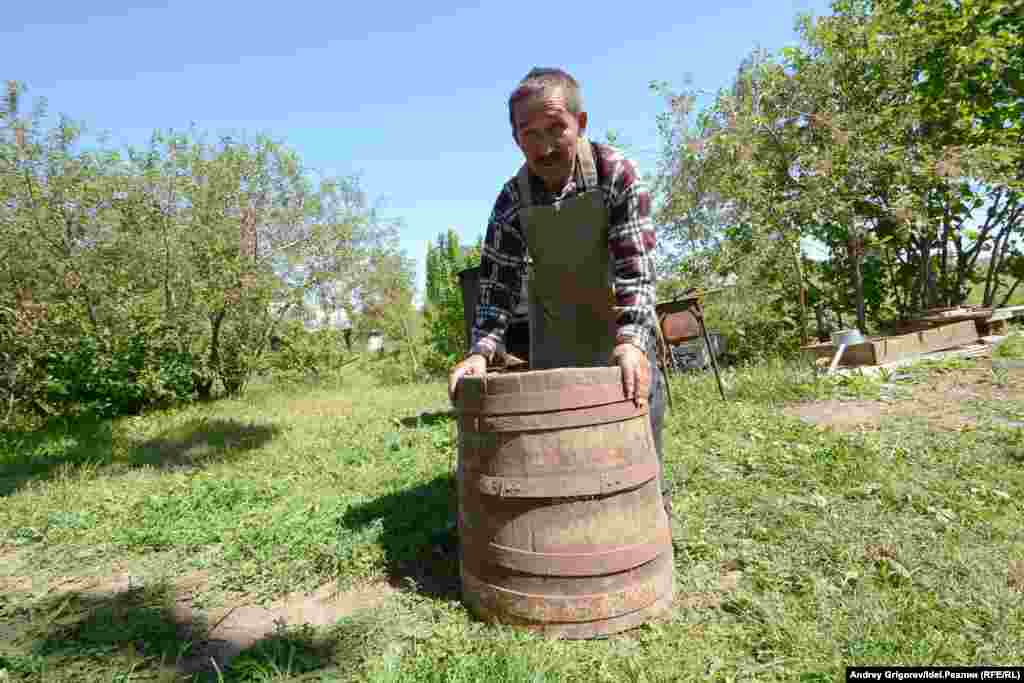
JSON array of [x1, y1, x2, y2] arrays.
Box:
[[515, 136, 673, 508], [517, 137, 620, 370]]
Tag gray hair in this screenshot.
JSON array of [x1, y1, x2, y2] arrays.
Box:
[[508, 68, 584, 137]]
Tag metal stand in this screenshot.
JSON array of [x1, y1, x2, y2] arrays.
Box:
[[694, 306, 727, 401], [658, 292, 727, 401]]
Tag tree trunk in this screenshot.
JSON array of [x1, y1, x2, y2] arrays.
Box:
[[849, 232, 866, 332], [399, 314, 420, 376], [815, 305, 829, 342], [853, 256, 866, 331], [983, 228, 1010, 307], [886, 248, 908, 318], [953, 235, 970, 307], [999, 278, 1022, 308], [938, 195, 953, 307], [194, 308, 227, 400], [791, 238, 808, 345], [926, 261, 939, 309], [912, 237, 932, 314]]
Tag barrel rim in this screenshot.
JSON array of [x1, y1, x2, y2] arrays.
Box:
[[457, 365, 624, 392]]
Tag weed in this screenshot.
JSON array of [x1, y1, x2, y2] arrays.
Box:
[[993, 332, 1024, 360]]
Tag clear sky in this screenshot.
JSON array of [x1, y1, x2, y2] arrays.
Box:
[[4, 0, 832, 304]]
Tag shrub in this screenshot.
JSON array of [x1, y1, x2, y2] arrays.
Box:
[[700, 288, 805, 364], [40, 322, 203, 418], [993, 331, 1024, 360], [264, 324, 357, 383]]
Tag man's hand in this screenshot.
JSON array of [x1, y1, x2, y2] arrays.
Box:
[[610, 343, 650, 408], [448, 353, 488, 405]]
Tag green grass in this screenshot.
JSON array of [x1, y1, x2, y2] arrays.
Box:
[[994, 332, 1024, 360], [1, 359, 1022, 682]]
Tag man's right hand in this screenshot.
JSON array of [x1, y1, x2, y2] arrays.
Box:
[[448, 353, 487, 405]]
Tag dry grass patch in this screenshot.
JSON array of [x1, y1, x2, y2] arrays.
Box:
[[783, 356, 1024, 432], [1010, 560, 1024, 593]]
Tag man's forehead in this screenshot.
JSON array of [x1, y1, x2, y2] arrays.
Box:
[[514, 87, 571, 126]]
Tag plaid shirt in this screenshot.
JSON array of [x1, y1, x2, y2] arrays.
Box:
[[471, 140, 657, 361]]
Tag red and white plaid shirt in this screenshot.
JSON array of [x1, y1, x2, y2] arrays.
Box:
[[471, 140, 657, 361]]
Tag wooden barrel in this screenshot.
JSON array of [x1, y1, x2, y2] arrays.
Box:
[[454, 366, 674, 639]]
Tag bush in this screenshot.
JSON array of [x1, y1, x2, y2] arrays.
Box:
[[263, 324, 357, 384], [701, 288, 805, 364], [0, 296, 207, 424], [364, 349, 430, 387], [40, 324, 203, 418]]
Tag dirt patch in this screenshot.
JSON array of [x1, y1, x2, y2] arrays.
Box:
[[0, 546, 32, 593], [676, 570, 744, 610], [784, 361, 1024, 432], [1009, 560, 1024, 593], [176, 580, 396, 674], [785, 400, 885, 431], [2, 562, 396, 675], [864, 543, 899, 562], [287, 397, 354, 418]]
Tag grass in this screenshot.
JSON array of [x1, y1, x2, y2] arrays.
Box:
[[993, 332, 1024, 360], [1, 357, 1022, 682]]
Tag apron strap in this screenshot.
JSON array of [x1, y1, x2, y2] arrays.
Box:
[[516, 164, 533, 209], [576, 137, 598, 191]]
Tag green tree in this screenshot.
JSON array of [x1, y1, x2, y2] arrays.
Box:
[[882, 0, 1023, 185], [653, 2, 1023, 348], [0, 80, 409, 419], [422, 228, 481, 374]]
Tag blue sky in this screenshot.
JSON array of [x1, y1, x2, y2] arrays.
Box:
[[5, 0, 832, 303]]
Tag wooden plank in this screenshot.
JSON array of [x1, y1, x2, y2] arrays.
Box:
[[978, 319, 1009, 336], [909, 307, 991, 325], [870, 319, 978, 364], [987, 305, 1024, 322], [802, 320, 979, 367], [831, 343, 991, 378]]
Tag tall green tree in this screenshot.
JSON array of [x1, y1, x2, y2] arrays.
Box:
[[1, 80, 409, 419], [653, 1, 1023, 346], [422, 228, 481, 373]]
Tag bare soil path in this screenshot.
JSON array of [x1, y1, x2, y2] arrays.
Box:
[[784, 359, 1024, 432]]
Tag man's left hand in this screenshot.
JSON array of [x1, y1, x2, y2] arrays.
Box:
[[610, 343, 650, 408]]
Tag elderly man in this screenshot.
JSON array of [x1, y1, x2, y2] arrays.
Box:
[[448, 67, 670, 507]]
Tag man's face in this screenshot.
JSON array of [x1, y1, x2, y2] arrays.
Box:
[[513, 87, 587, 192]]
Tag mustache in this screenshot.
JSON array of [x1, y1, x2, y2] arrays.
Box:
[[537, 154, 564, 166]]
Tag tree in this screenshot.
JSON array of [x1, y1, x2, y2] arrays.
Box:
[[0, 81, 410, 419], [882, 0, 1023, 186], [653, 2, 1023, 348], [814, 0, 1024, 313], [422, 228, 482, 374]]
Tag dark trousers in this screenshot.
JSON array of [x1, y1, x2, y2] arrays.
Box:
[[646, 342, 669, 497]]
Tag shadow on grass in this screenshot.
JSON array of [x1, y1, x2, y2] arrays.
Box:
[[342, 474, 460, 602], [5, 582, 200, 677], [0, 417, 279, 497], [191, 619, 377, 683], [127, 418, 279, 469], [397, 408, 455, 428], [4, 582, 347, 681]]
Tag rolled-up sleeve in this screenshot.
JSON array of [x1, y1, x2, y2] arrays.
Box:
[[470, 184, 526, 361]]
